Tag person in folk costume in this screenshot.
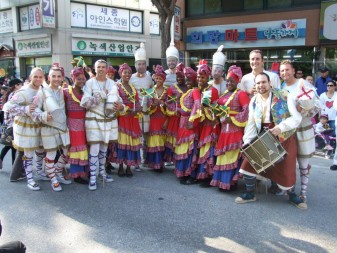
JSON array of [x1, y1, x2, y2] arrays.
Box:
[[164, 63, 188, 164], [6, 67, 49, 191], [209, 45, 227, 96], [31, 65, 73, 191], [279, 60, 320, 209], [108, 63, 142, 177], [235, 73, 305, 209], [106, 66, 117, 81], [192, 62, 219, 185], [80, 59, 125, 191], [144, 65, 168, 172], [63, 67, 89, 184], [105, 65, 118, 174], [130, 42, 154, 169], [175, 67, 202, 184], [209, 65, 250, 191]]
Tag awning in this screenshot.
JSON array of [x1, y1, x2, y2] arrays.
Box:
[[0, 43, 14, 51]]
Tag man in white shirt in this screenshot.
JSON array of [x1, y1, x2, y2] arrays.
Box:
[[239, 49, 280, 96]]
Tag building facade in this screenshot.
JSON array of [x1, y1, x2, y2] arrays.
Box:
[[0, 0, 161, 79], [180, 0, 322, 77]]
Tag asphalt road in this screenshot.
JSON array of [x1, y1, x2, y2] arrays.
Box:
[[0, 151, 336, 253]]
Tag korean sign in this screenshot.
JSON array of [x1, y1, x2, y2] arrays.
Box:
[[40, 0, 56, 28], [174, 6, 181, 40], [19, 4, 42, 31], [0, 9, 13, 33], [70, 3, 142, 33], [72, 37, 140, 57], [186, 19, 306, 50], [16, 36, 52, 56]]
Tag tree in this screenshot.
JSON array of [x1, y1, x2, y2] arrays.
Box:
[[151, 0, 177, 67]]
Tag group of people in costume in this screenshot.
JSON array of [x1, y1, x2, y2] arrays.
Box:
[[2, 44, 320, 210]]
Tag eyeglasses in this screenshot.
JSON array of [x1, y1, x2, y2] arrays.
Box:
[[327, 85, 335, 87], [296, 72, 303, 75]]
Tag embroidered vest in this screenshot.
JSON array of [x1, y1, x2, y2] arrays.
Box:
[[252, 89, 296, 141]]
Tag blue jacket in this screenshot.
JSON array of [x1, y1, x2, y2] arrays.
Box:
[[315, 76, 332, 96]]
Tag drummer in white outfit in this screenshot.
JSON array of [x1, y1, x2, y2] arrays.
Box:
[[280, 60, 320, 208], [81, 59, 124, 190], [32, 66, 72, 191], [130, 43, 153, 167]]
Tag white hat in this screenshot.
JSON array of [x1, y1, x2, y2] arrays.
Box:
[[166, 42, 179, 60], [212, 45, 226, 67], [134, 42, 146, 62]]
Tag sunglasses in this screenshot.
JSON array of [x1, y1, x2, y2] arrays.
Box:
[[327, 85, 335, 87]]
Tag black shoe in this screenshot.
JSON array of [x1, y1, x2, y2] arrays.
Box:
[[181, 177, 197, 185], [330, 165, 337, 171], [74, 177, 89, 184], [105, 163, 115, 174], [199, 178, 212, 188], [10, 175, 26, 182]]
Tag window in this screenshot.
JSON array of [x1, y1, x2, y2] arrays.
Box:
[[223, 1, 244, 12], [244, 0, 263, 10], [186, 0, 203, 16], [205, 0, 222, 14], [267, 0, 291, 9], [293, 0, 320, 6]]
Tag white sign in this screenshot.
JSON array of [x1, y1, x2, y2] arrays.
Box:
[[174, 6, 181, 40], [150, 13, 159, 35], [28, 4, 42, 29], [86, 4, 142, 33], [20, 4, 42, 30], [16, 36, 52, 56], [72, 37, 140, 57], [71, 2, 86, 28], [41, 0, 56, 28], [0, 10, 13, 33], [20, 7, 29, 31], [186, 19, 306, 50]]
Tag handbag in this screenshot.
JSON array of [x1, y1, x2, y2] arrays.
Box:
[[0, 126, 13, 146]]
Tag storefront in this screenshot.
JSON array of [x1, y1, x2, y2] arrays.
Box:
[[15, 35, 52, 78], [0, 43, 15, 79], [186, 19, 314, 74], [320, 0, 337, 79], [184, 11, 320, 77]]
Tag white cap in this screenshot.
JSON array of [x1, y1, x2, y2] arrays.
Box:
[[166, 42, 179, 60], [212, 45, 226, 67], [134, 42, 146, 62]]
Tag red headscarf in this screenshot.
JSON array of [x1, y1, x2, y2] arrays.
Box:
[[107, 66, 116, 74], [197, 64, 211, 78], [118, 63, 132, 77], [226, 65, 242, 84], [184, 67, 197, 83], [155, 65, 166, 80], [70, 67, 85, 82], [51, 63, 65, 77], [176, 62, 185, 78]]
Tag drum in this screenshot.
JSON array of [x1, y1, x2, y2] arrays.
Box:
[[241, 130, 287, 174]]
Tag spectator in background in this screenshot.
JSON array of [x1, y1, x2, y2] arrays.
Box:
[[319, 80, 337, 135], [295, 69, 304, 79], [315, 67, 332, 96], [306, 75, 314, 85]]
